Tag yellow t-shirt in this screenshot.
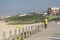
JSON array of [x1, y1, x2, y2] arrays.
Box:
[[45, 19, 48, 24]]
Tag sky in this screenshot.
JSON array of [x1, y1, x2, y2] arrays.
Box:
[[0, 0, 60, 16]]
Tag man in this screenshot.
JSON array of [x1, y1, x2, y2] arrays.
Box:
[[44, 18, 48, 29]]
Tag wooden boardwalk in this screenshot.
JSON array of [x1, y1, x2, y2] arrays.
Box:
[[25, 22, 60, 40]]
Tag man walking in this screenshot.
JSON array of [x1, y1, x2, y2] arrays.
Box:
[[44, 18, 48, 29]]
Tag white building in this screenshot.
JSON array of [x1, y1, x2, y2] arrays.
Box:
[[18, 14, 27, 16]]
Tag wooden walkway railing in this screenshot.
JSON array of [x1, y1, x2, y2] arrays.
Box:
[[2, 24, 45, 40]]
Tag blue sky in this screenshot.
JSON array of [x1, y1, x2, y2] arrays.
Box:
[[0, 0, 60, 16]]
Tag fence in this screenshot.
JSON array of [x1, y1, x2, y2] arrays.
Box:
[[2, 23, 45, 40]]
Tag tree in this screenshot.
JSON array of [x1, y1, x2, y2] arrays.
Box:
[[47, 7, 51, 15]]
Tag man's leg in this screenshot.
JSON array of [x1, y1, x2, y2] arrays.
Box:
[[45, 24, 47, 29]]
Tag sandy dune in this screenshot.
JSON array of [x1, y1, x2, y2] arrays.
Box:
[[0, 21, 16, 40]]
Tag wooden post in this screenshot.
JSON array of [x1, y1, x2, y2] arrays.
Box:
[[3, 32, 6, 40], [31, 26, 33, 35], [26, 27, 28, 38], [9, 30, 12, 40], [22, 28, 24, 40], [32, 26, 34, 34], [15, 29, 17, 40], [38, 25, 40, 32], [34, 25, 36, 33], [18, 28, 21, 40], [28, 27, 30, 37], [35, 25, 37, 33], [36, 25, 38, 33], [41, 24, 45, 30]]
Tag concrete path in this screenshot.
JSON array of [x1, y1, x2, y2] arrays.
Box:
[[25, 22, 60, 40]]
